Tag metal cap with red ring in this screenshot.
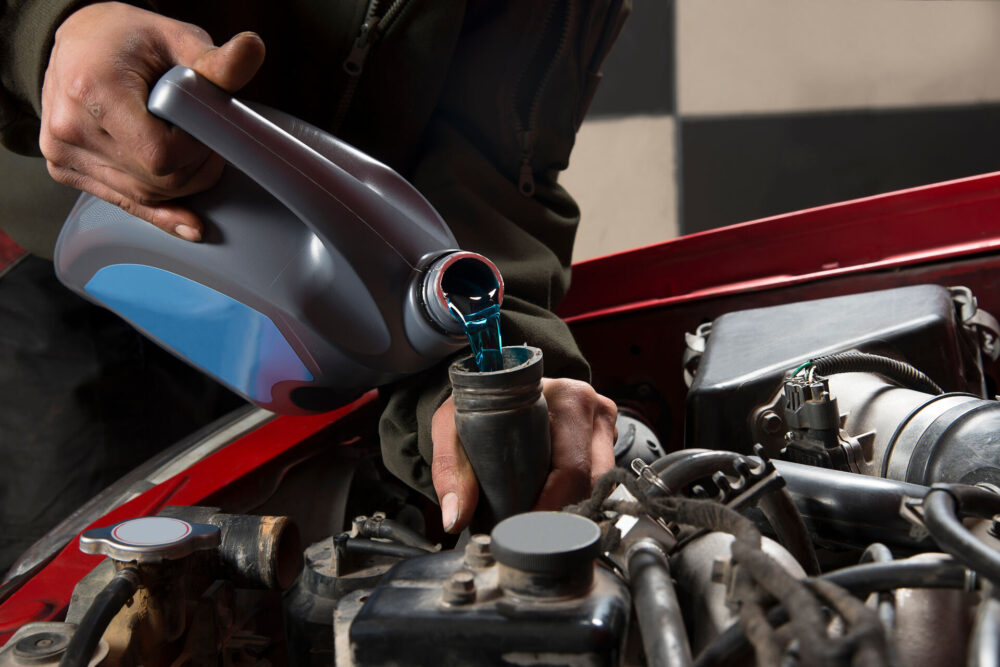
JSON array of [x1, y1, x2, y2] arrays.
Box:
[[80, 517, 221, 563]]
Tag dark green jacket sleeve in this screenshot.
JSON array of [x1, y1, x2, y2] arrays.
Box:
[[0, 0, 94, 155], [377, 0, 631, 500]]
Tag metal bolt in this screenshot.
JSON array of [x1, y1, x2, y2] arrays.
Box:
[[464, 534, 494, 568], [443, 570, 477, 605], [761, 410, 783, 435]]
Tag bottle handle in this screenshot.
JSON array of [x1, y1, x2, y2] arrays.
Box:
[[147, 66, 455, 265]]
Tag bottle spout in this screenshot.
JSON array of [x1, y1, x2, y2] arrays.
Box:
[[422, 251, 504, 336]]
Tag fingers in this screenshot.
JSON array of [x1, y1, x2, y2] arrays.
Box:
[[190, 32, 266, 93], [430, 397, 480, 533], [39, 3, 266, 237], [46, 161, 204, 240], [533, 379, 618, 511]]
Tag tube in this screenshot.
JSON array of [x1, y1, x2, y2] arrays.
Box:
[[449, 346, 550, 529], [650, 450, 819, 574], [860, 543, 896, 631], [969, 591, 1000, 667], [627, 541, 693, 667], [343, 537, 429, 560], [756, 490, 820, 576], [773, 459, 934, 552], [355, 515, 436, 552], [58, 567, 139, 667], [922, 485, 1000, 587]]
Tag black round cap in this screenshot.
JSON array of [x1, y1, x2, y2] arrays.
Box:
[[490, 512, 601, 575]]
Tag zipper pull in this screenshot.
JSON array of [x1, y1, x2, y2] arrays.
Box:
[[518, 130, 536, 197], [344, 16, 381, 76]]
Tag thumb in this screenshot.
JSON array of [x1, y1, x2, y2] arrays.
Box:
[[191, 31, 266, 93], [431, 398, 479, 534]]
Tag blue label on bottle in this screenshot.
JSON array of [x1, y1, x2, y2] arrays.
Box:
[[85, 264, 313, 403]]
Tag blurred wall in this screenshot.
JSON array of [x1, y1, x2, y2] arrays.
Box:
[[565, 0, 1000, 261]]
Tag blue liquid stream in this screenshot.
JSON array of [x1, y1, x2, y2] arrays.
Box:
[[459, 304, 503, 372], [444, 274, 504, 372]]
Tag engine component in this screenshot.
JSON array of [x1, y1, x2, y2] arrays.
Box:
[[284, 535, 413, 667], [58, 511, 300, 667], [670, 530, 805, 655], [614, 408, 665, 466], [686, 284, 988, 454], [337, 512, 630, 666], [0, 624, 107, 667], [827, 371, 1000, 486], [627, 540, 692, 667], [890, 553, 978, 667], [780, 372, 868, 472], [158, 506, 303, 590], [79, 517, 220, 563], [449, 346, 551, 529], [773, 459, 935, 553]]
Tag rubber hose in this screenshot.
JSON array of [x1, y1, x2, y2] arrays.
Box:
[[859, 543, 896, 631], [922, 487, 1000, 587], [344, 537, 429, 560], [364, 519, 436, 552], [810, 351, 943, 395], [58, 567, 139, 667], [651, 449, 819, 574], [628, 543, 693, 667]]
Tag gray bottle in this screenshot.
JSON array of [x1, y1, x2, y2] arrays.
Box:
[[54, 67, 502, 414]]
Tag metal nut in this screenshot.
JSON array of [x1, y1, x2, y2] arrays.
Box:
[[464, 534, 494, 568], [761, 410, 784, 435], [443, 570, 477, 605]]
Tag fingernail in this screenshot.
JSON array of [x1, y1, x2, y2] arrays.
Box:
[[175, 224, 201, 242], [441, 492, 459, 532]]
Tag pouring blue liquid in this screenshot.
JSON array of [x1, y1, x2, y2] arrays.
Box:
[[443, 277, 503, 372]]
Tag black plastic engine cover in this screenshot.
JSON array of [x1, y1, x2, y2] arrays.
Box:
[[685, 284, 981, 454], [345, 549, 630, 666]]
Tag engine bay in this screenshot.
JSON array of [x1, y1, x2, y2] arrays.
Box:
[[6, 184, 1000, 666]]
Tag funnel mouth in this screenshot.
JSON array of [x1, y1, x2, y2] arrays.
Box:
[[422, 251, 503, 335]]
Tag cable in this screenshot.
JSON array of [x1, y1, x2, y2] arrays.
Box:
[[650, 449, 820, 575], [809, 351, 943, 395], [694, 558, 972, 667], [58, 567, 139, 667]]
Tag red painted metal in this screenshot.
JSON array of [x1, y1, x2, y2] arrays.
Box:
[[0, 391, 378, 642], [560, 171, 1000, 321], [0, 229, 26, 276]]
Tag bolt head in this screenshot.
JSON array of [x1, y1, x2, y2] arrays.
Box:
[[464, 534, 494, 567], [443, 570, 477, 604], [761, 411, 783, 434]]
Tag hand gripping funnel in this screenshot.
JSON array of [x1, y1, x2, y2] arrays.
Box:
[[54, 67, 502, 414]]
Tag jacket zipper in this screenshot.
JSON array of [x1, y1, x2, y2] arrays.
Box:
[[513, 0, 576, 197], [332, 0, 411, 132]]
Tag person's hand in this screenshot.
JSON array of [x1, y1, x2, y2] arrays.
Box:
[[40, 2, 265, 241], [431, 378, 618, 533]]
